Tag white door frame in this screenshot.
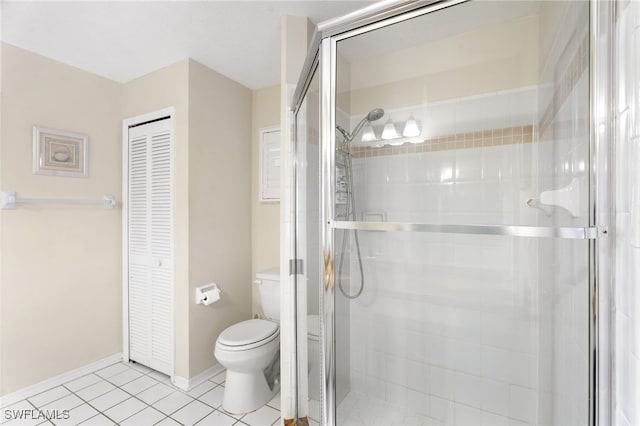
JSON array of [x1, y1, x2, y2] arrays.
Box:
[[122, 107, 175, 378]]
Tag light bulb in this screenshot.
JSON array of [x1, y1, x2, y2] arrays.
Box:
[[361, 124, 376, 142], [402, 116, 420, 137], [381, 119, 399, 140]]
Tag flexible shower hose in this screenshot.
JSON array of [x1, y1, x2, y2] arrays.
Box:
[[337, 143, 365, 299]]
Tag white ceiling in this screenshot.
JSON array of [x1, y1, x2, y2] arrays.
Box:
[[1, 1, 375, 89]]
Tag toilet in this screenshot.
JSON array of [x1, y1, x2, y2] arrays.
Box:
[[214, 268, 281, 414], [214, 268, 322, 414]]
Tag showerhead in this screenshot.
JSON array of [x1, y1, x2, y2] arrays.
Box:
[[366, 108, 385, 122], [337, 108, 385, 143]]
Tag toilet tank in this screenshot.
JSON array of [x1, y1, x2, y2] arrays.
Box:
[[256, 268, 280, 321]]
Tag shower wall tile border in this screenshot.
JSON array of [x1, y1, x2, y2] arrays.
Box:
[[349, 125, 534, 159]]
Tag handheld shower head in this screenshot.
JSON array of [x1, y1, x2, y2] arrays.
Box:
[[337, 108, 385, 142], [366, 108, 385, 122]]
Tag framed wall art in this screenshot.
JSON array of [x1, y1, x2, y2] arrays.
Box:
[[33, 126, 88, 178]]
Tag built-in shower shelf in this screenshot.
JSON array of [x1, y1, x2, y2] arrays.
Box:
[[331, 220, 599, 240]]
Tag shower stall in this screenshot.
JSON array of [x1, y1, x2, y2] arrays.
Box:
[[291, 1, 613, 425]]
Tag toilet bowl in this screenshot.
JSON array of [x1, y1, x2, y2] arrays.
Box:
[[214, 268, 281, 414], [214, 319, 280, 414]]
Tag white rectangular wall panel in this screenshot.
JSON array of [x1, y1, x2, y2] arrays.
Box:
[[260, 127, 281, 202]]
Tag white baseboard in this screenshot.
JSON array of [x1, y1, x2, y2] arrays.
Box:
[[172, 376, 189, 391], [0, 353, 122, 409], [172, 363, 223, 392]]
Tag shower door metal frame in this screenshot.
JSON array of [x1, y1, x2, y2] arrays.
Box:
[[291, 0, 614, 424], [589, 1, 614, 424]]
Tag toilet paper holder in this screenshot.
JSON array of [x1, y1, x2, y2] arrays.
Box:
[[196, 283, 220, 306]]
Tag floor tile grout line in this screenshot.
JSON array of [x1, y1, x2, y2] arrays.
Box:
[[9, 365, 280, 426], [186, 407, 215, 426], [152, 393, 197, 418], [76, 413, 104, 426], [76, 367, 175, 413], [99, 386, 167, 425], [104, 372, 145, 389], [160, 415, 187, 426], [62, 383, 122, 426], [26, 386, 74, 410], [152, 414, 185, 426], [36, 387, 85, 414], [95, 364, 134, 381], [5, 398, 42, 426], [121, 372, 220, 418], [199, 405, 243, 423], [64, 373, 105, 393], [71, 373, 181, 425], [6, 362, 141, 413], [204, 403, 246, 422], [101, 399, 147, 426], [119, 377, 162, 396]]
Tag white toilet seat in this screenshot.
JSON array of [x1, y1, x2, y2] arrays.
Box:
[[216, 319, 279, 351]]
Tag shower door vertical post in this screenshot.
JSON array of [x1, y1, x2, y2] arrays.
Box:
[[589, 0, 614, 424], [320, 36, 338, 426]]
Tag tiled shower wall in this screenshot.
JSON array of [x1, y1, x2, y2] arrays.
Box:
[[615, 1, 640, 425], [344, 140, 540, 425]]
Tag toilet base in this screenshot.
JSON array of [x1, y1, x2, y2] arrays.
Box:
[[223, 370, 280, 414]]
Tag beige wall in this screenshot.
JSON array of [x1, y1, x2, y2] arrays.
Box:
[[345, 15, 539, 114], [0, 43, 123, 395], [1, 49, 256, 393], [123, 59, 254, 380], [1, 38, 264, 393], [187, 60, 252, 378], [121, 59, 192, 380], [251, 85, 280, 317]]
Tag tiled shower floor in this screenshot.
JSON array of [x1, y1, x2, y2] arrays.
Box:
[[1, 362, 281, 426]]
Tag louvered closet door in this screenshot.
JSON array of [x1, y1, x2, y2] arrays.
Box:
[[128, 118, 173, 376]]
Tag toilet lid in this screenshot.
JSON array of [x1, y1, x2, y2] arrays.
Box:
[[218, 319, 279, 347]]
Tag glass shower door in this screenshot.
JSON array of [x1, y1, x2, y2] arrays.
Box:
[[323, 1, 597, 425]]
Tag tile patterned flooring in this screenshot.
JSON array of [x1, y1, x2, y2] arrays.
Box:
[[1, 362, 281, 426]]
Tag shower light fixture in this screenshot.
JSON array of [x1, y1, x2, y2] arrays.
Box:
[[361, 124, 376, 142], [402, 116, 420, 137], [381, 119, 400, 140]]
